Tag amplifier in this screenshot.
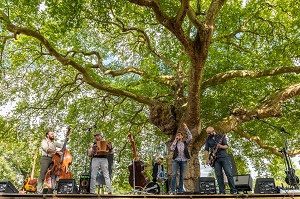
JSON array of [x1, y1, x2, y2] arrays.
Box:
[[254, 178, 276, 194], [195, 177, 216, 194], [233, 174, 253, 193], [57, 178, 78, 194], [79, 174, 90, 194], [0, 180, 18, 193]]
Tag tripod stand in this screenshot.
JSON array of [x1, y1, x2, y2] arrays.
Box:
[[256, 117, 299, 189]]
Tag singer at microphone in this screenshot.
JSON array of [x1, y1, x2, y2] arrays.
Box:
[[169, 123, 192, 194]]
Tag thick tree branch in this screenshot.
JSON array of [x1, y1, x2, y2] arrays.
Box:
[[199, 83, 300, 157], [175, 0, 189, 26], [69, 50, 175, 88], [233, 127, 300, 157], [205, 0, 227, 27], [0, 10, 158, 106], [210, 83, 300, 135], [186, 6, 204, 31], [127, 0, 194, 54], [202, 67, 300, 89], [112, 17, 178, 70], [232, 127, 283, 156]]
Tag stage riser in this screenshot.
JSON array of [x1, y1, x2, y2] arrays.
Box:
[[1, 194, 300, 199]]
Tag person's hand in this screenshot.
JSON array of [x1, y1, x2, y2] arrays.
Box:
[[183, 123, 187, 128], [57, 151, 63, 156], [107, 142, 113, 149]]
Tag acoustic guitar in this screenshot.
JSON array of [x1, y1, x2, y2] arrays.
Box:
[[127, 133, 149, 188], [23, 151, 38, 192]]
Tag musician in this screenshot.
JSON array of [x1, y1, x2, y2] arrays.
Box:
[[170, 122, 192, 194], [152, 156, 169, 193], [88, 132, 112, 194], [152, 156, 164, 183], [204, 126, 237, 194], [36, 131, 62, 194]]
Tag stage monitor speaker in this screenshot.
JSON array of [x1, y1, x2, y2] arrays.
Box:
[[194, 177, 216, 194], [233, 174, 253, 193], [57, 179, 78, 194], [0, 180, 18, 193], [79, 174, 90, 194], [254, 178, 276, 194]]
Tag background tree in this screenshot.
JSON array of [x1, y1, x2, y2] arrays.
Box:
[[1, 0, 300, 192]]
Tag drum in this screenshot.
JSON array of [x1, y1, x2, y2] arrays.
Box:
[[145, 182, 160, 194]]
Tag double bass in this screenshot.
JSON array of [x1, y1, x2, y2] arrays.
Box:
[[44, 127, 72, 189], [127, 133, 149, 188]]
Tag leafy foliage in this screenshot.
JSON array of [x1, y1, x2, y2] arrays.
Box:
[[1, 0, 300, 191]]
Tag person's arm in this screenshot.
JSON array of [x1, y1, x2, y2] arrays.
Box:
[[170, 138, 177, 151], [88, 144, 95, 157], [204, 140, 210, 165], [204, 150, 209, 165], [217, 136, 228, 150], [152, 156, 155, 166], [41, 140, 56, 155], [183, 123, 192, 144]]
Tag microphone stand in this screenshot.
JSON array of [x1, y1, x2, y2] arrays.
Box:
[[255, 117, 299, 189], [84, 126, 92, 174], [80, 126, 93, 194]]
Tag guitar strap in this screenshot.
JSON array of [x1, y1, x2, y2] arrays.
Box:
[[212, 134, 223, 150]]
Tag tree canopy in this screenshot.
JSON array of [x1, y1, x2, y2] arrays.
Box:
[[1, 0, 300, 192]]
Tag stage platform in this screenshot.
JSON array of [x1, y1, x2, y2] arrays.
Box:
[[1, 193, 300, 199]]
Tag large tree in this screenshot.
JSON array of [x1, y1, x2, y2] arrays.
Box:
[[1, 0, 300, 191]]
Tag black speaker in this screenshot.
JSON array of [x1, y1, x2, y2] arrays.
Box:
[[254, 178, 276, 194], [57, 179, 78, 194], [233, 174, 253, 193], [0, 180, 18, 193], [79, 174, 90, 193], [194, 177, 216, 194]]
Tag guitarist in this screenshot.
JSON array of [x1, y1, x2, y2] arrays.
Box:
[[36, 131, 63, 194], [204, 126, 237, 195]]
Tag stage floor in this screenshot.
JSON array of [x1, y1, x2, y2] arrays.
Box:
[[1, 193, 300, 199]]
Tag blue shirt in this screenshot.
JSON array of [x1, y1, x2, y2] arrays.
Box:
[[204, 133, 228, 158]]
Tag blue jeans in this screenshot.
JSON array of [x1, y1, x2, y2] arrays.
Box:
[[214, 157, 237, 194], [171, 160, 187, 193]]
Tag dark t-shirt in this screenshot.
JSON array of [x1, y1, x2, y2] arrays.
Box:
[[204, 133, 228, 158]]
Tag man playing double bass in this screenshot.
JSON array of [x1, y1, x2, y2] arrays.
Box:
[[36, 131, 62, 194]]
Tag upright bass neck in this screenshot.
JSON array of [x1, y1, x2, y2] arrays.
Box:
[[127, 133, 138, 160], [60, 126, 71, 163]]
